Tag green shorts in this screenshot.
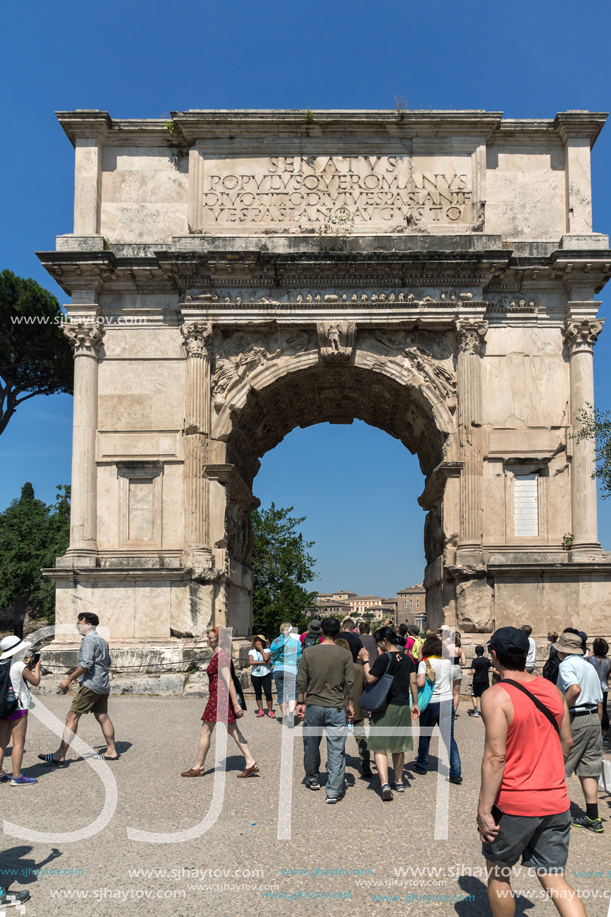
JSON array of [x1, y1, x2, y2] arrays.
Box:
[[69, 686, 109, 716]]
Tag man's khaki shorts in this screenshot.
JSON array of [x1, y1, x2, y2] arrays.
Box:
[[565, 711, 603, 778], [69, 686, 109, 716]]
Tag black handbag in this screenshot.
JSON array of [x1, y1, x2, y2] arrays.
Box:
[[231, 665, 247, 711], [359, 653, 395, 713]]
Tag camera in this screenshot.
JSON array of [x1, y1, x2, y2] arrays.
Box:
[[25, 650, 41, 669]]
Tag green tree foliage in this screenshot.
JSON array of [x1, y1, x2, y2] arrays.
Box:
[[0, 270, 73, 436], [0, 483, 70, 621], [576, 404, 611, 498], [251, 503, 317, 638]]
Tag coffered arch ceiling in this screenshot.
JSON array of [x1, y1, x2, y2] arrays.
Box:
[[219, 362, 451, 488]]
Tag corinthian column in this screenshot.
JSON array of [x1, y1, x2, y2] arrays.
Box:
[[63, 323, 104, 562], [455, 320, 488, 558], [564, 318, 604, 550], [181, 321, 213, 557]]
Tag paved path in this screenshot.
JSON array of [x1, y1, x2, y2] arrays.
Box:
[[0, 697, 609, 917]]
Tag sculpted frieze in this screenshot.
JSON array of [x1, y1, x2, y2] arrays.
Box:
[[183, 288, 476, 308], [211, 330, 314, 402], [357, 329, 457, 408], [210, 325, 458, 413], [225, 502, 253, 565], [486, 296, 538, 316]]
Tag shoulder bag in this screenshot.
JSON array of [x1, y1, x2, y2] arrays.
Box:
[[501, 678, 559, 734], [359, 653, 395, 713], [417, 657, 435, 712]]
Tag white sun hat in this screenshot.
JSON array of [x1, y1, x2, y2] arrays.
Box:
[[0, 635, 32, 661]]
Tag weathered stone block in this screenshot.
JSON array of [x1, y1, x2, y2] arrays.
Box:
[[456, 578, 494, 633]]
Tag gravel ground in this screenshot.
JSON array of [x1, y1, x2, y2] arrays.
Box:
[[0, 697, 609, 917]]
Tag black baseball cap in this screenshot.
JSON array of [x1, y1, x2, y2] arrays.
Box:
[[488, 626, 529, 657]]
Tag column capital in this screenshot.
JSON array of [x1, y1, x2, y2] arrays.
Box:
[[563, 318, 604, 355], [455, 319, 488, 355], [181, 320, 213, 357], [63, 322, 104, 357]]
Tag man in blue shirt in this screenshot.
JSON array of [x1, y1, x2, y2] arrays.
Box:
[[38, 613, 118, 765], [555, 631, 604, 833]]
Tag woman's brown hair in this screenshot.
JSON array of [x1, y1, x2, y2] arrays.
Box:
[[421, 636, 443, 657]]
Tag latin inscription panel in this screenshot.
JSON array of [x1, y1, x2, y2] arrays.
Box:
[[202, 154, 474, 233]]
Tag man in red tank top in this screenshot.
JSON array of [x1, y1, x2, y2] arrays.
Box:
[[476, 627, 587, 917]]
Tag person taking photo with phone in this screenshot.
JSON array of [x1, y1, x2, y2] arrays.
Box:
[[0, 636, 42, 785]]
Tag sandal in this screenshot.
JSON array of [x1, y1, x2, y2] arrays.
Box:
[[38, 754, 65, 767], [237, 763, 259, 778], [181, 767, 206, 777]]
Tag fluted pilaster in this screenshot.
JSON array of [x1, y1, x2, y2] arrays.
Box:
[[455, 320, 488, 553], [181, 321, 213, 551], [63, 322, 104, 557], [564, 317, 604, 549]]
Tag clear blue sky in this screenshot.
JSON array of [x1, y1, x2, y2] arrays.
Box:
[[1, 1, 611, 596]]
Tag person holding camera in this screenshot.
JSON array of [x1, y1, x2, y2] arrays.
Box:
[[0, 635, 41, 785]]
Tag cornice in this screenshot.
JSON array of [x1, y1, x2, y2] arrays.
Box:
[[37, 245, 611, 299], [54, 109, 608, 149], [171, 109, 504, 142], [553, 111, 608, 146], [56, 110, 112, 145], [42, 567, 192, 582]]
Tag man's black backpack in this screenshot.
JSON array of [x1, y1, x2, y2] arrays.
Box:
[[303, 633, 320, 649], [542, 650, 560, 685], [0, 660, 19, 719]]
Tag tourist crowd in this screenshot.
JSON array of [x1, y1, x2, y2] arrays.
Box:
[[0, 611, 608, 914]]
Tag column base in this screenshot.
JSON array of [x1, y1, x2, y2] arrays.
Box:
[[454, 543, 485, 566], [568, 542, 605, 562], [56, 550, 98, 568]]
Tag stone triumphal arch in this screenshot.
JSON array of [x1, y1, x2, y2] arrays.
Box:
[[41, 108, 611, 664]]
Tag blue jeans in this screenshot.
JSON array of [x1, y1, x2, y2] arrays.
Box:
[[303, 705, 347, 799], [273, 669, 297, 704], [417, 699, 461, 779]]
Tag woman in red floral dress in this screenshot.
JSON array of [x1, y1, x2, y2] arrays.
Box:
[[181, 627, 258, 778]]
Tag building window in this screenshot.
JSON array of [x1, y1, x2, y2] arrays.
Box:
[[514, 473, 539, 536]]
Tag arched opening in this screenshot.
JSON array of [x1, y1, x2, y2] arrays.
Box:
[[209, 351, 458, 632], [252, 419, 427, 599], [216, 360, 451, 487]]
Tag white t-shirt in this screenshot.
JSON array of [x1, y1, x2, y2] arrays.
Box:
[[526, 637, 537, 667], [248, 649, 271, 678], [418, 656, 453, 703], [9, 661, 30, 711]]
